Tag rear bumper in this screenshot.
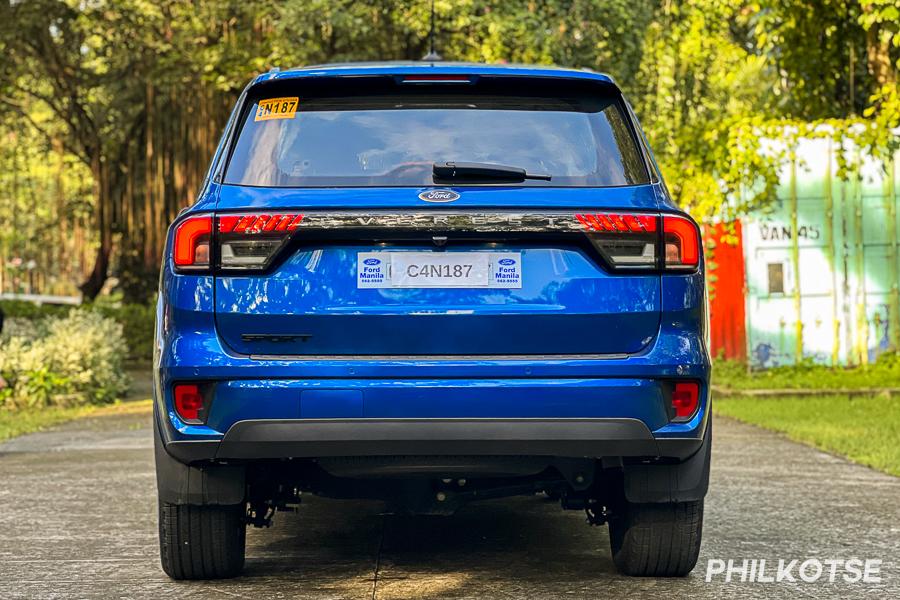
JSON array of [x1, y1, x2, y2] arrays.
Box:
[[155, 416, 712, 506], [163, 417, 705, 463]]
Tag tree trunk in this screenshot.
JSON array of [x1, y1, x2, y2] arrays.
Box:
[[79, 156, 113, 300], [79, 236, 111, 300], [864, 10, 897, 87]]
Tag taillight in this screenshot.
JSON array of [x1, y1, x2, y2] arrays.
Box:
[[171, 212, 304, 273], [663, 215, 700, 269], [217, 213, 303, 270], [575, 212, 700, 271], [173, 383, 209, 424], [671, 381, 700, 421], [576, 212, 658, 270], [173, 215, 212, 270]]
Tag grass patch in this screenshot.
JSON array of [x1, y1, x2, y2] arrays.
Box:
[[0, 399, 152, 443], [715, 394, 900, 477], [713, 355, 900, 391]]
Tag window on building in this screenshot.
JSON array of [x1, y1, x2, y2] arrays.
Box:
[[767, 262, 785, 294]]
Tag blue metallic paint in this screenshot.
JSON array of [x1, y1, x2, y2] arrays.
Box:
[[154, 62, 711, 457], [215, 244, 662, 356]]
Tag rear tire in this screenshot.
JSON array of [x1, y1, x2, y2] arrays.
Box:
[[608, 499, 703, 577], [159, 500, 246, 580]]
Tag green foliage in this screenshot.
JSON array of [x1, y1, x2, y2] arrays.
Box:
[[750, 0, 873, 119], [715, 394, 900, 476], [90, 298, 156, 363], [0, 299, 154, 362], [0, 300, 71, 320], [0, 122, 94, 296], [633, 1, 779, 218], [714, 353, 900, 390], [0, 310, 130, 408], [0, 0, 899, 297]]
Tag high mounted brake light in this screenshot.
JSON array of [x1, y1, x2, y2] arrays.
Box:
[[575, 212, 700, 271], [399, 75, 474, 84]]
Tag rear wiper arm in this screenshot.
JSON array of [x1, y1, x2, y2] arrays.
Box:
[[433, 161, 552, 183]]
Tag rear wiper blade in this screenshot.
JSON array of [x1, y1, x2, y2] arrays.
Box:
[[433, 161, 552, 183]]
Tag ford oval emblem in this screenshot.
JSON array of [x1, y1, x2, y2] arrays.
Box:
[[498, 258, 516, 266], [418, 189, 460, 203], [363, 258, 381, 266]]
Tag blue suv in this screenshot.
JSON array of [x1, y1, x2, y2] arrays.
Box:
[[154, 62, 711, 580]]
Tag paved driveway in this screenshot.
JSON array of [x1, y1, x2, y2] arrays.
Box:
[[1, 408, 898, 599]]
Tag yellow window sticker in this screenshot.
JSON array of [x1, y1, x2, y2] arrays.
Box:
[[255, 97, 299, 121]]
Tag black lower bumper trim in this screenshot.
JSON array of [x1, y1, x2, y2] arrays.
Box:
[[164, 418, 704, 463]]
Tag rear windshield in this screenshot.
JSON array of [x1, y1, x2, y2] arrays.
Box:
[[223, 79, 649, 188]]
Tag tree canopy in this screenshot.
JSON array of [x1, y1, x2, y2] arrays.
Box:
[[1, 0, 898, 300]]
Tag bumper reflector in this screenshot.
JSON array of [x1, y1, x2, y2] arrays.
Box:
[[671, 381, 700, 421], [174, 384, 206, 424]]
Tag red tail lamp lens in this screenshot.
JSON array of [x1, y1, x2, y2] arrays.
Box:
[[173, 215, 213, 269], [662, 215, 700, 268], [174, 384, 206, 423], [218, 213, 304, 234], [671, 382, 700, 420], [575, 213, 657, 233]]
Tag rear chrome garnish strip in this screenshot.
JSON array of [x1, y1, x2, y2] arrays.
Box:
[[288, 211, 640, 232]]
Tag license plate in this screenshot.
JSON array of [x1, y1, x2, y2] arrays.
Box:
[[357, 252, 522, 289]]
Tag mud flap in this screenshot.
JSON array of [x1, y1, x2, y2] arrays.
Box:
[[154, 420, 246, 505], [623, 419, 711, 504]]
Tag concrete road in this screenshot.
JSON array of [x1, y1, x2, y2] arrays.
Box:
[[1, 408, 899, 599]]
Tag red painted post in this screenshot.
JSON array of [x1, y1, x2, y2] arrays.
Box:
[[708, 221, 747, 361]]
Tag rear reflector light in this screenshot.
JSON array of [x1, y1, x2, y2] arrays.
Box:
[[173, 216, 213, 269], [663, 215, 700, 268], [173, 384, 207, 424], [671, 381, 700, 421]]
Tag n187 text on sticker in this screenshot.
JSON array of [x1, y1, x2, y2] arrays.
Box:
[[255, 97, 299, 122]]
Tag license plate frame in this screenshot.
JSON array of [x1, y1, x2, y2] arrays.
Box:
[[357, 251, 522, 289]]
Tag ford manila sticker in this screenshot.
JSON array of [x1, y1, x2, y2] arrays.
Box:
[[418, 189, 460, 203]]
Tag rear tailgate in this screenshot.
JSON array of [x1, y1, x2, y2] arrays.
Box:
[[212, 187, 664, 357], [209, 74, 672, 356]]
